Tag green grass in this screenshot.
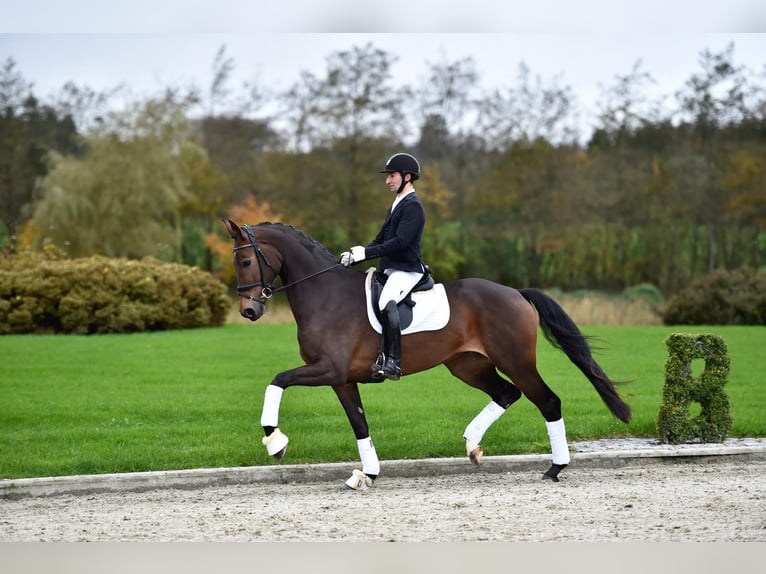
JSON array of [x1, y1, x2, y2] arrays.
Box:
[[1, 324, 764, 479]]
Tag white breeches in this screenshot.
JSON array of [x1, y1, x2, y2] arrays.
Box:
[[379, 269, 424, 310]]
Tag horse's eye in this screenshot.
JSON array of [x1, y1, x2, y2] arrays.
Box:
[[242, 259, 252, 268]]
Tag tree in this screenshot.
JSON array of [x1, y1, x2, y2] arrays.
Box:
[[178, 152, 230, 270], [30, 95, 205, 259], [468, 140, 585, 287], [414, 54, 479, 160], [207, 44, 236, 117], [585, 61, 660, 287], [594, 61, 658, 137], [176, 45, 282, 270], [416, 163, 464, 280], [282, 43, 408, 151], [675, 44, 752, 273], [198, 115, 281, 204], [49, 80, 121, 134], [475, 62, 579, 150], [279, 44, 408, 241], [0, 58, 81, 249]]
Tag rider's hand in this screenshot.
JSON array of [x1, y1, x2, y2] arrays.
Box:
[[350, 245, 366, 263], [340, 246, 366, 267]]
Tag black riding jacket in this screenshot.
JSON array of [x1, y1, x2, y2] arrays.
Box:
[[364, 192, 426, 273]]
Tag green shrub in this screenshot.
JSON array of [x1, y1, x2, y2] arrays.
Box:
[[0, 250, 230, 334], [621, 282, 664, 305], [656, 333, 732, 443], [661, 267, 766, 325]]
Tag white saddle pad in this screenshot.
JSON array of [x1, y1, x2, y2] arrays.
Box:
[[364, 268, 450, 335]]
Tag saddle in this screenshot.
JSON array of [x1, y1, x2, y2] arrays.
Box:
[[370, 269, 434, 331], [364, 268, 450, 335]]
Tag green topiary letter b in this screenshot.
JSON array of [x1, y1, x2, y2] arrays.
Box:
[[657, 333, 732, 444]]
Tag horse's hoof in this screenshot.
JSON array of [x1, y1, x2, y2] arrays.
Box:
[[466, 440, 483, 465], [273, 446, 287, 461], [542, 463, 568, 482], [344, 469, 373, 491], [262, 428, 289, 460]]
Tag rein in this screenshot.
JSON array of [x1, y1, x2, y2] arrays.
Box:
[[234, 224, 341, 303]]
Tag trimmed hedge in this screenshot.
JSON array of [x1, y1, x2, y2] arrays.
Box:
[[661, 267, 766, 325], [656, 333, 732, 444], [0, 249, 230, 334]]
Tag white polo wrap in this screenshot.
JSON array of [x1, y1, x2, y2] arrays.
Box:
[[546, 418, 571, 465], [260, 385, 284, 427], [357, 437, 380, 476], [463, 401, 506, 444]]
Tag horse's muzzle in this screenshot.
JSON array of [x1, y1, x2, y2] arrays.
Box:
[[241, 299, 265, 322]]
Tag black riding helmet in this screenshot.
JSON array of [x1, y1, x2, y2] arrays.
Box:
[[380, 152, 420, 193]]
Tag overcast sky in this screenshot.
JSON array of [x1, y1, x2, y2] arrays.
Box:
[[2, 2, 765, 137]]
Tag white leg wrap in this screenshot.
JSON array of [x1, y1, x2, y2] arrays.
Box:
[[260, 385, 283, 427], [546, 418, 571, 465], [357, 437, 380, 477], [463, 401, 506, 444]]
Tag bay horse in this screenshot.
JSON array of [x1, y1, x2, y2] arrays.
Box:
[[223, 220, 631, 489]]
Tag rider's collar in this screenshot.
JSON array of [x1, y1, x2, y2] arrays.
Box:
[[392, 187, 416, 211]]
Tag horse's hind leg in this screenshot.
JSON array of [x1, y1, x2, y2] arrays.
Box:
[[333, 383, 379, 490], [494, 358, 571, 482], [445, 352, 523, 465]]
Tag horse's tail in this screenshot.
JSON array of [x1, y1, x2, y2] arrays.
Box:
[[519, 288, 632, 423]]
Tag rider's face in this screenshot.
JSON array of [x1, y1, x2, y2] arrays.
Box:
[[385, 171, 406, 193]]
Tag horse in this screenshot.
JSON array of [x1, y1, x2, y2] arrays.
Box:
[[223, 219, 631, 490]]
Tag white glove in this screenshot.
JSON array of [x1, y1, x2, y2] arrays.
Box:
[[350, 245, 366, 262], [340, 246, 366, 267]]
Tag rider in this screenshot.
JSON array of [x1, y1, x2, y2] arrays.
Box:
[[340, 152, 427, 381]]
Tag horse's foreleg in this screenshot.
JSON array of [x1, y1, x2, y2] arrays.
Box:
[[333, 383, 379, 490], [260, 385, 289, 460], [259, 360, 341, 462]]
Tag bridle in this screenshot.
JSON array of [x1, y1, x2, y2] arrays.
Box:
[[233, 225, 280, 305], [233, 224, 341, 305]]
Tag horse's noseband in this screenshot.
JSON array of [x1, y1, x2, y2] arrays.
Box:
[[234, 224, 279, 304]]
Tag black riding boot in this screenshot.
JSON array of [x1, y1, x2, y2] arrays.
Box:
[[372, 300, 402, 381]]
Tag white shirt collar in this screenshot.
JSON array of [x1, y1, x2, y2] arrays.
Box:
[[391, 188, 415, 212]]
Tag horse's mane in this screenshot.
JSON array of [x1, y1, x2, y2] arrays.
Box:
[[254, 222, 338, 264]]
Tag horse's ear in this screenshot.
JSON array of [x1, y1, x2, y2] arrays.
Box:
[[222, 218, 243, 240]]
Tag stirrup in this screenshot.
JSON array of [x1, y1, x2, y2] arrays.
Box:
[[380, 357, 401, 381], [370, 353, 386, 382]]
